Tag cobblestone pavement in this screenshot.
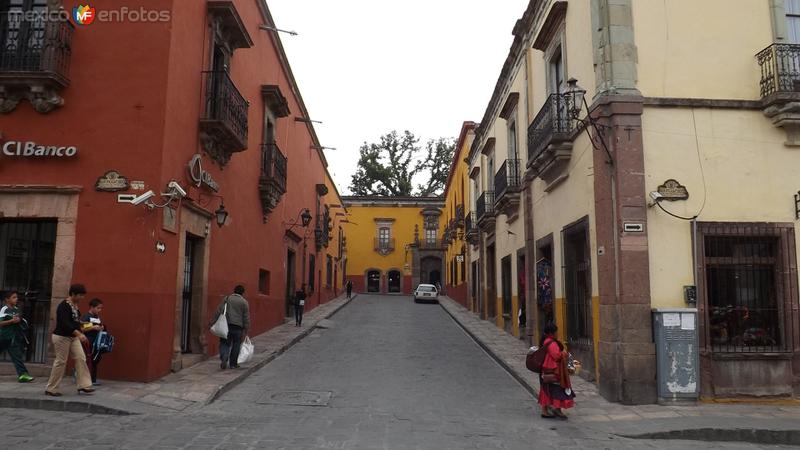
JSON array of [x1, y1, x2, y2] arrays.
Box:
[[437, 295, 800, 439], [0, 294, 794, 449], [0, 294, 354, 415]]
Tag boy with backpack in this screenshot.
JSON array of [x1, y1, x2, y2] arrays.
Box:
[[81, 298, 107, 385], [0, 290, 34, 383]]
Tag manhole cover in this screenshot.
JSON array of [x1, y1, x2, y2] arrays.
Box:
[[257, 390, 332, 407]]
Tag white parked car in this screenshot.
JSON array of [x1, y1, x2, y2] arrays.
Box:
[[413, 284, 439, 303]]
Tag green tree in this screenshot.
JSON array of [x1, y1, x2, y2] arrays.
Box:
[[349, 131, 455, 197]]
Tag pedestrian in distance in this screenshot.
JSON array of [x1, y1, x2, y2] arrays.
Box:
[[45, 284, 94, 396], [538, 323, 575, 420], [81, 298, 106, 386], [211, 285, 250, 370], [294, 286, 307, 327], [346, 280, 353, 299], [0, 291, 34, 383]]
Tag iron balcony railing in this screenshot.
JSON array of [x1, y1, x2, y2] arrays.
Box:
[[757, 43, 800, 98], [202, 70, 249, 148], [419, 239, 444, 249], [527, 92, 575, 163], [374, 238, 395, 252], [260, 143, 287, 193], [465, 212, 478, 234], [455, 204, 465, 224], [494, 159, 521, 199], [476, 191, 495, 222], [0, 13, 74, 83]]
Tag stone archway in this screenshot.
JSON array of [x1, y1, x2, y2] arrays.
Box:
[[420, 256, 442, 288]]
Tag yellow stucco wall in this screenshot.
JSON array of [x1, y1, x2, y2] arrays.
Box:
[[343, 205, 423, 278], [643, 106, 800, 308], [633, 0, 772, 100], [443, 127, 473, 287]]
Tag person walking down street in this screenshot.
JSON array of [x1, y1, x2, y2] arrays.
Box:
[[0, 291, 34, 383], [211, 285, 250, 370], [294, 286, 306, 327], [45, 284, 94, 396], [346, 280, 353, 299], [538, 323, 575, 420], [81, 298, 106, 386]]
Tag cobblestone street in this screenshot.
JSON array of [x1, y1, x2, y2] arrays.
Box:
[[0, 295, 796, 449]]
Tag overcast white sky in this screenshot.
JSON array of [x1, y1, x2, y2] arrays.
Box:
[[268, 0, 530, 194]]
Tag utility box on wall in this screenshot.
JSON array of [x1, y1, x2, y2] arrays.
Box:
[[652, 308, 699, 403]]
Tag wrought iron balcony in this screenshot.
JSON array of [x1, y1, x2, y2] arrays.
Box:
[[0, 14, 74, 113], [527, 92, 576, 185], [200, 70, 249, 166], [465, 212, 479, 244], [419, 239, 444, 250], [476, 191, 495, 229], [756, 44, 800, 146], [757, 43, 800, 98], [455, 204, 466, 228], [258, 143, 287, 220], [374, 238, 396, 253], [494, 159, 522, 215]]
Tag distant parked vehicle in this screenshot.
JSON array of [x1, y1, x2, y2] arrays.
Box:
[[413, 284, 439, 303]]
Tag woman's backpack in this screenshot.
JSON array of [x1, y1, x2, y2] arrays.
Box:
[[526, 346, 547, 373]]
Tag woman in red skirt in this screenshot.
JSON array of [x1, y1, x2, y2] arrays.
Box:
[[539, 323, 575, 419]]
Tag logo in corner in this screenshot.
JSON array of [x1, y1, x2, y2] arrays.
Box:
[[72, 4, 96, 25]]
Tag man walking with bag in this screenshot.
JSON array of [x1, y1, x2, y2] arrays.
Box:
[[210, 285, 250, 370]]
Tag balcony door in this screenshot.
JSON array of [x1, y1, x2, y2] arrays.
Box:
[[788, 0, 800, 44]]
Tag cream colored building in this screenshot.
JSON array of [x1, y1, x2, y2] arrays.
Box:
[[466, 0, 800, 403]]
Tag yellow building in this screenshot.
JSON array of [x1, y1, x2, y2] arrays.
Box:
[[466, 0, 800, 403], [441, 122, 477, 309], [342, 196, 445, 294]]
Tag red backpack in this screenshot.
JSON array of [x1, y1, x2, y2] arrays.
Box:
[[525, 339, 552, 373]]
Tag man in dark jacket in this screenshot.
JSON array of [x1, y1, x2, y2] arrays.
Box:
[[211, 285, 250, 370]]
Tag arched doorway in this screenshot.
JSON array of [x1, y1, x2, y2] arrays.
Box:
[[420, 256, 442, 288], [387, 270, 402, 293], [366, 270, 381, 293]]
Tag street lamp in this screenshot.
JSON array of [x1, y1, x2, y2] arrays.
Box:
[[214, 202, 229, 228], [301, 209, 312, 227], [565, 77, 613, 165]]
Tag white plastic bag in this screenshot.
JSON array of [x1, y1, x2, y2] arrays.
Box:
[[238, 336, 254, 364], [210, 303, 228, 338]]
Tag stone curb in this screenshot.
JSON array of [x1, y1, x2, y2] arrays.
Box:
[[203, 294, 357, 406], [622, 428, 800, 446], [437, 297, 539, 399], [0, 396, 134, 416]]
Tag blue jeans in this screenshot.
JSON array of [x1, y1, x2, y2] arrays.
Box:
[[219, 325, 243, 367], [0, 337, 28, 376]]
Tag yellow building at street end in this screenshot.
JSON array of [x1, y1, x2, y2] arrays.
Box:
[[342, 196, 445, 295]]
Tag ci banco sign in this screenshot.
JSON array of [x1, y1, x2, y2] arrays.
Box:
[[2, 140, 78, 157]]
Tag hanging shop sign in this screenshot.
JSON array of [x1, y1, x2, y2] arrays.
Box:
[[95, 170, 129, 192], [2, 140, 78, 157], [656, 179, 689, 201], [187, 154, 219, 192]]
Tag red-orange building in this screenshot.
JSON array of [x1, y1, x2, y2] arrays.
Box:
[[0, 0, 345, 381]]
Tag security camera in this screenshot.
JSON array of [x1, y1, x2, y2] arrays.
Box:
[[649, 191, 664, 202], [167, 181, 187, 198], [131, 190, 156, 206]]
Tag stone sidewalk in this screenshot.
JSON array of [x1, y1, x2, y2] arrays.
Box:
[[438, 296, 800, 443], [0, 294, 355, 416]]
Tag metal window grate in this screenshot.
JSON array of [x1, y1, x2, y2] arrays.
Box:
[[703, 232, 790, 353], [563, 223, 592, 346]]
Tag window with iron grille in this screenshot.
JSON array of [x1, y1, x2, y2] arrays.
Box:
[[425, 228, 437, 245], [378, 227, 390, 248], [326, 255, 333, 287], [699, 223, 797, 353], [258, 269, 270, 295]]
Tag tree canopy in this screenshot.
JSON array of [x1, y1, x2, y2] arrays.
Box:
[[349, 131, 455, 197]]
